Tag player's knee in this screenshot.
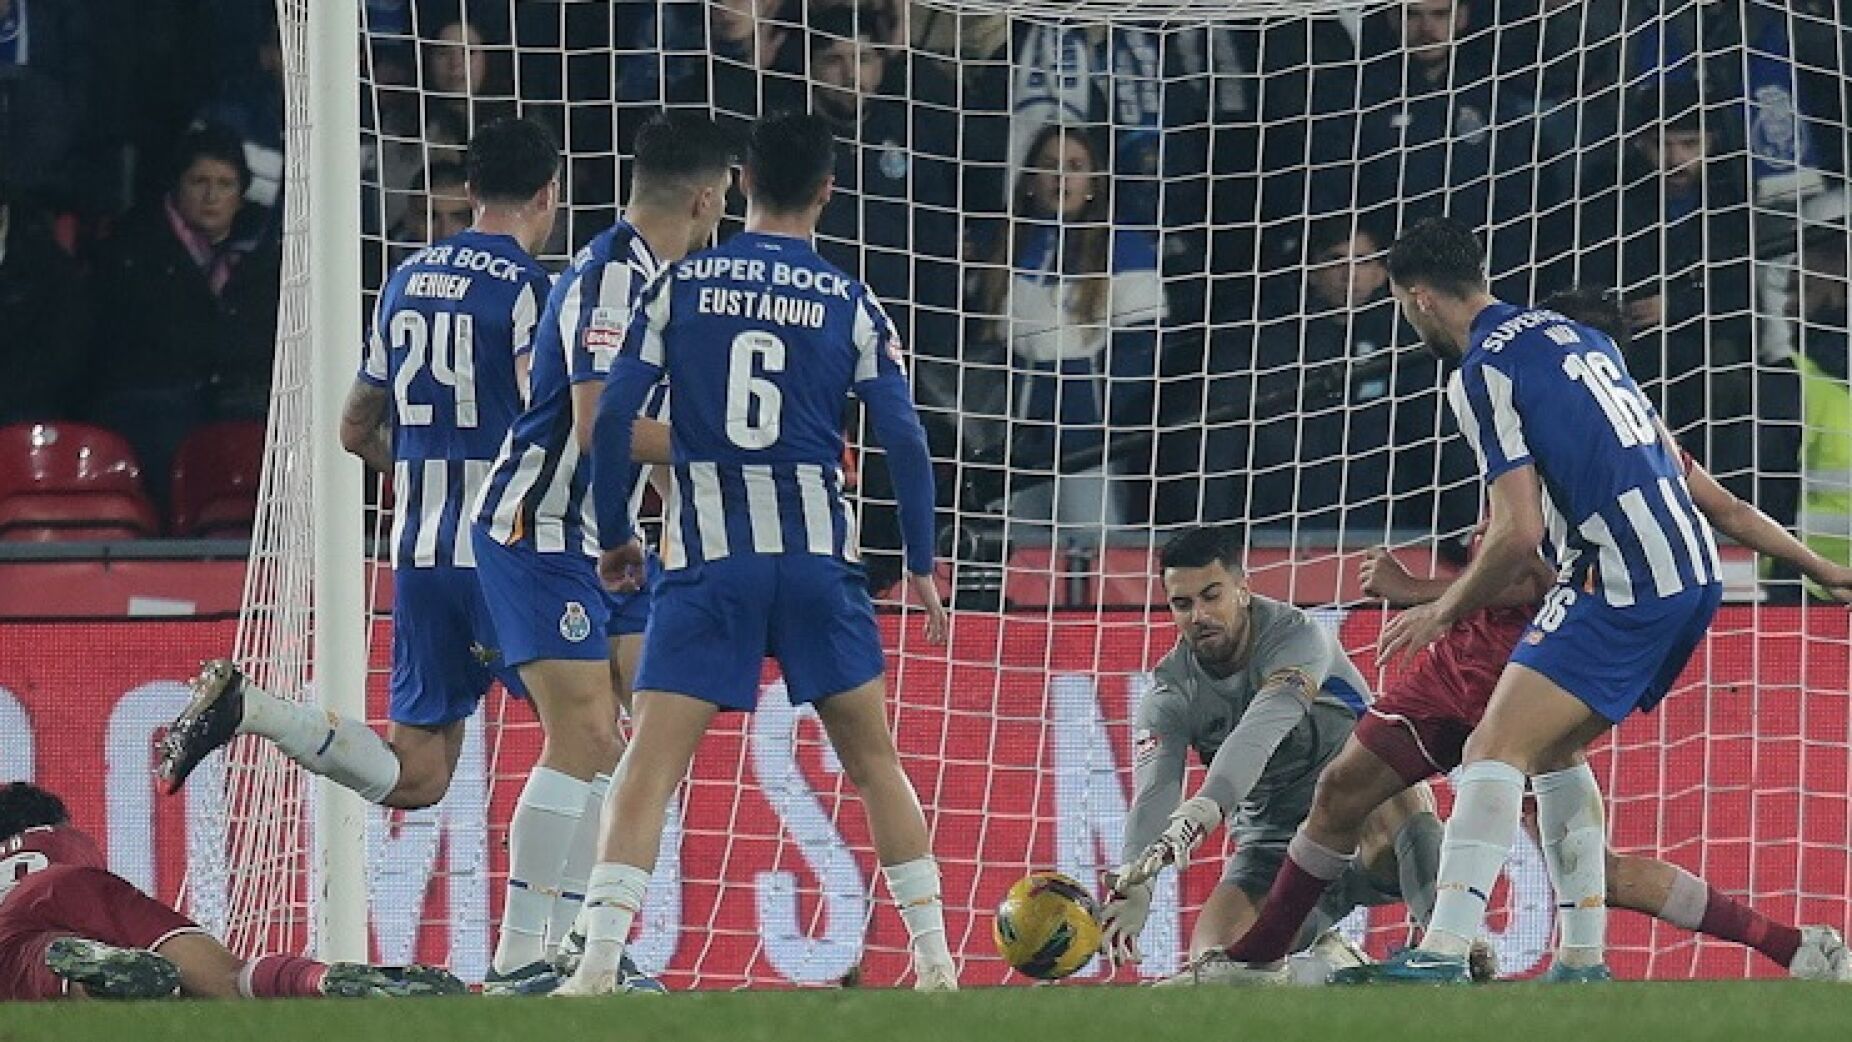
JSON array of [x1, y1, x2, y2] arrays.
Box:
[[1309, 762, 1374, 834], [384, 763, 453, 809]]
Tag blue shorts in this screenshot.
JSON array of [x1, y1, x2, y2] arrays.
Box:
[[604, 552, 662, 638], [1509, 580, 1723, 724], [636, 555, 886, 712], [388, 566, 527, 727], [470, 529, 611, 668]]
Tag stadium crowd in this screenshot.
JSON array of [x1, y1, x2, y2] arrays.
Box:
[[3, 0, 1850, 597]]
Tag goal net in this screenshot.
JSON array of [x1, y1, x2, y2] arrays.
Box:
[[212, 0, 1852, 985]]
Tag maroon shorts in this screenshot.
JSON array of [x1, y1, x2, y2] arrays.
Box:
[[0, 866, 200, 1000], [1355, 606, 1531, 784]]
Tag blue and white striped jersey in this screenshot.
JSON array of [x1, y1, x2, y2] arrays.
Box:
[[474, 220, 665, 557], [592, 231, 938, 575], [1448, 301, 1722, 607], [362, 229, 549, 569]]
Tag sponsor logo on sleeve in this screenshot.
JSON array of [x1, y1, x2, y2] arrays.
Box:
[[583, 306, 625, 358]]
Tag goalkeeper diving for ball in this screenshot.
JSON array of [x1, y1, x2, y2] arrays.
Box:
[[1103, 525, 1443, 985]]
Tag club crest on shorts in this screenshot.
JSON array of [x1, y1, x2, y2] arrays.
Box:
[[559, 601, 593, 643]]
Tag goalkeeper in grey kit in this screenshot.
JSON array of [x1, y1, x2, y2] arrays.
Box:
[[1103, 526, 1443, 983]]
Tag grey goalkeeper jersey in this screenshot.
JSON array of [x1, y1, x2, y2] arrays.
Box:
[[1123, 595, 1371, 863]]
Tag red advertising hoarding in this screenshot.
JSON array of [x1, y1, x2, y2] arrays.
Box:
[[2, 607, 1847, 985]]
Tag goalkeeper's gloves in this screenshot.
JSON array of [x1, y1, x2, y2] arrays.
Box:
[[1098, 871, 1152, 968], [1121, 795, 1223, 887]]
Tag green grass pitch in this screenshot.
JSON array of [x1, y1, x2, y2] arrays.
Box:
[[4, 983, 1852, 1042]]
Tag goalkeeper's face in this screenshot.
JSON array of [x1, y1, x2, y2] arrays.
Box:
[[1163, 562, 1251, 668]]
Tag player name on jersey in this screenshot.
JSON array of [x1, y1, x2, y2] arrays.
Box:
[[695, 287, 828, 329]]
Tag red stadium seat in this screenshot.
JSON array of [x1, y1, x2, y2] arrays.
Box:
[[0, 422, 160, 541], [170, 421, 267, 537]]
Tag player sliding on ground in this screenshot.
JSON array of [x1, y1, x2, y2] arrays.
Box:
[[0, 783, 462, 1001], [558, 112, 953, 995], [465, 111, 735, 994], [1212, 286, 1852, 983], [1102, 525, 1447, 984]]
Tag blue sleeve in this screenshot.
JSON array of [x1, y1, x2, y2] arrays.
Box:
[[591, 272, 672, 549], [850, 289, 937, 575]]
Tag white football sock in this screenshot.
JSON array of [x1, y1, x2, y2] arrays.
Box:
[[1534, 762, 1607, 967], [546, 772, 612, 958], [882, 857, 953, 969], [494, 766, 588, 974], [573, 861, 651, 983], [1420, 759, 1526, 957], [238, 680, 400, 803]]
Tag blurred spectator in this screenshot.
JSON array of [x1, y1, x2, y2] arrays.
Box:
[[368, 160, 470, 288], [372, 14, 511, 235], [800, 3, 960, 589], [88, 124, 280, 509], [194, 4, 285, 243], [968, 124, 1165, 543], [1792, 202, 1852, 584], [395, 160, 471, 247], [1582, 83, 1758, 487], [0, 179, 88, 424], [663, 0, 803, 125], [0, 0, 89, 204], [1343, 1, 1569, 291], [1230, 217, 1470, 535]]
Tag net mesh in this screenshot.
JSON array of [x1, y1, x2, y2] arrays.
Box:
[[211, 0, 1852, 984]]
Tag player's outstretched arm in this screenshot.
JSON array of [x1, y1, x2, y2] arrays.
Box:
[[1102, 700, 1190, 965], [1360, 545, 1554, 609], [1380, 467, 1546, 662], [1686, 458, 1852, 599], [852, 299, 947, 643]]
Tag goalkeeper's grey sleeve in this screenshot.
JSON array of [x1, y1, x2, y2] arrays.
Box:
[[1121, 691, 1189, 865], [1194, 685, 1312, 815]]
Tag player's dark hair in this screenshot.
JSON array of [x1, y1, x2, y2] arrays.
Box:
[[0, 783, 69, 843], [630, 112, 736, 204], [1544, 287, 1630, 350], [746, 111, 836, 213], [466, 116, 560, 205], [1159, 525, 1246, 574], [1386, 216, 1487, 297], [172, 122, 252, 192]]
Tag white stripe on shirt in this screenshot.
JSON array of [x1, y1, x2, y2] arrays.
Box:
[[413, 458, 446, 568], [533, 437, 579, 553], [796, 464, 834, 555], [1480, 366, 1530, 466], [690, 462, 730, 560], [1619, 487, 1684, 598], [742, 465, 785, 554], [663, 469, 687, 570], [390, 460, 410, 569], [1578, 512, 1635, 608], [455, 459, 489, 568], [1655, 477, 1710, 586]]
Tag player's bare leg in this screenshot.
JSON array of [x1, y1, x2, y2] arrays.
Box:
[[160, 660, 412, 807], [491, 658, 624, 991], [546, 634, 644, 969], [153, 933, 461, 999], [1224, 736, 1430, 966], [1189, 883, 1262, 959], [813, 678, 957, 991], [1399, 664, 1609, 981], [1517, 807, 1848, 981], [560, 688, 715, 995]]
